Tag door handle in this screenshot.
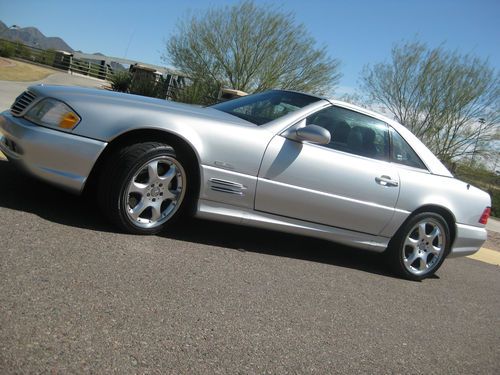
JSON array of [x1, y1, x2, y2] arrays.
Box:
[[375, 175, 399, 187]]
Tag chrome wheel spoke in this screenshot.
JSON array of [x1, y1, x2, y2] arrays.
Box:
[[150, 203, 162, 222], [147, 161, 160, 183], [159, 165, 177, 184], [428, 226, 440, 244], [417, 256, 427, 271], [129, 181, 148, 195], [404, 237, 418, 248], [418, 223, 427, 240], [130, 200, 148, 220], [430, 245, 441, 255], [404, 250, 419, 266], [163, 189, 177, 201]]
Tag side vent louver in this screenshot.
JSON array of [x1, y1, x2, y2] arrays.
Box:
[[209, 178, 246, 196]]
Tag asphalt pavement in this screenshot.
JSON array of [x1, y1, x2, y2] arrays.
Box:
[[0, 158, 499, 374], [1, 71, 499, 373]]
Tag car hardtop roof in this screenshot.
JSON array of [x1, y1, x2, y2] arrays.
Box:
[[328, 98, 452, 177]]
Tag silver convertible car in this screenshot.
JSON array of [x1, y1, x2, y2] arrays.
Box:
[[0, 86, 491, 280]]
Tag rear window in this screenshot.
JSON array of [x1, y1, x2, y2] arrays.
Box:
[[211, 90, 320, 125], [390, 128, 427, 170]]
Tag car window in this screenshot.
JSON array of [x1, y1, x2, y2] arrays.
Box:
[[211, 90, 320, 125], [306, 106, 389, 160], [389, 128, 427, 169]]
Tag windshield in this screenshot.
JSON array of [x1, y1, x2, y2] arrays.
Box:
[[211, 90, 321, 125]]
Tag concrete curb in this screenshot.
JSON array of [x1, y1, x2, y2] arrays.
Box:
[[467, 247, 500, 266]]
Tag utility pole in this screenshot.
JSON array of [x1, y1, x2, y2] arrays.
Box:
[[470, 118, 485, 167]]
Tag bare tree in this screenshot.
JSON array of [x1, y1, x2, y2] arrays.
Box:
[[361, 41, 499, 164], [163, 1, 341, 95]]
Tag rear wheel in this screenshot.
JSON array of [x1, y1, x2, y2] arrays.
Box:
[[98, 142, 188, 234], [388, 212, 450, 281]]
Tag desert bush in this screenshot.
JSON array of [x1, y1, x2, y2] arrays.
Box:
[[170, 80, 219, 105], [454, 163, 500, 217], [0, 40, 15, 57], [110, 71, 132, 92], [15, 42, 31, 59]]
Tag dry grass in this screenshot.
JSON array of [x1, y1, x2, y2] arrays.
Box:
[[0, 58, 55, 81]]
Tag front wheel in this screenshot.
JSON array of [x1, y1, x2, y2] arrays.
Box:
[[98, 142, 188, 234], [387, 212, 451, 281]]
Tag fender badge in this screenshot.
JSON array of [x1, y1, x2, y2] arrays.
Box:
[[214, 161, 235, 170]]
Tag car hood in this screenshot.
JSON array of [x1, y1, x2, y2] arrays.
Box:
[[27, 84, 253, 128]]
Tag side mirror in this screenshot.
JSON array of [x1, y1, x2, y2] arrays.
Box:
[[296, 125, 331, 145], [283, 120, 331, 145]]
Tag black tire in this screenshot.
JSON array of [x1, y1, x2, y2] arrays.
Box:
[[387, 212, 451, 281], [98, 142, 190, 234]]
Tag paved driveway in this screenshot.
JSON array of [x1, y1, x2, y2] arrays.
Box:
[[0, 159, 499, 374], [0, 72, 106, 111]]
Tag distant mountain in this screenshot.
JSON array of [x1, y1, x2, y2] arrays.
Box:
[[0, 20, 73, 52], [1, 21, 136, 73]]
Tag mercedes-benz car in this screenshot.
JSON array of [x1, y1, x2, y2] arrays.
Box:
[[0, 86, 491, 280]]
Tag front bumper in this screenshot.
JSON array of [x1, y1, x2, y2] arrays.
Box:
[[449, 222, 488, 258], [0, 111, 107, 194]]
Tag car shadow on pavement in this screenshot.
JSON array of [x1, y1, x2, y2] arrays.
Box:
[[0, 159, 402, 279], [161, 218, 403, 279], [0, 160, 116, 233]]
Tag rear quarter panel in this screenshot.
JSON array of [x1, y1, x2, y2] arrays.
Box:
[[381, 166, 491, 237]]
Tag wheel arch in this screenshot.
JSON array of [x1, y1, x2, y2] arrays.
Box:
[[84, 128, 202, 213], [386, 204, 457, 280], [407, 204, 457, 246]]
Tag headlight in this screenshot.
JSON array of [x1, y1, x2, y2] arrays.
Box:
[[25, 98, 81, 130]]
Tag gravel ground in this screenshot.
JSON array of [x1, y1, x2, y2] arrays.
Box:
[[485, 230, 500, 251]]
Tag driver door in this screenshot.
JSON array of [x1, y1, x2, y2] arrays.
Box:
[[255, 105, 400, 235]]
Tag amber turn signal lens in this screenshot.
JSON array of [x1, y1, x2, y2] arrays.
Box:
[[59, 112, 80, 129]]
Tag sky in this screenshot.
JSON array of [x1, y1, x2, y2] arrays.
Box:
[[0, 0, 499, 95]]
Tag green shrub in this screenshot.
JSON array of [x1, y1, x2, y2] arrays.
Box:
[[110, 71, 132, 92], [0, 40, 15, 58], [454, 163, 500, 217], [489, 188, 500, 218], [128, 75, 173, 99], [15, 42, 31, 59], [169, 79, 219, 105], [43, 49, 56, 65], [129, 76, 160, 97], [32, 49, 56, 66]]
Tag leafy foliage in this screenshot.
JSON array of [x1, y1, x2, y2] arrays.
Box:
[[110, 71, 132, 92], [164, 0, 341, 95], [130, 75, 173, 99], [169, 79, 219, 105], [15, 42, 31, 59], [453, 162, 500, 217], [361, 41, 499, 164], [0, 40, 15, 57]]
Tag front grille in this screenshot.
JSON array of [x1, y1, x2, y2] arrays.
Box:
[[10, 90, 37, 116]]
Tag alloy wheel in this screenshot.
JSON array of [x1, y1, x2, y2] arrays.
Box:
[[402, 218, 446, 276], [125, 155, 186, 229]]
